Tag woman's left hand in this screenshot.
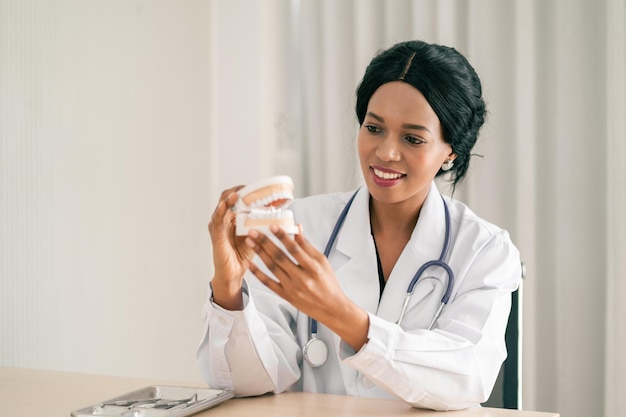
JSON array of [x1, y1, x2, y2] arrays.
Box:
[[244, 224, 370, 351]]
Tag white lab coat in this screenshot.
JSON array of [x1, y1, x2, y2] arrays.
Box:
[[196, 183, 521, 411]]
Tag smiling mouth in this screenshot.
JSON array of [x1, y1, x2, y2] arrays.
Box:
[[370, 166, 406, 181], [372, 167, 405, 180], [235, 176, 299, 236]]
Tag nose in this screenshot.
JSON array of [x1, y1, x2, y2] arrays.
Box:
[[375, 136, 401, 161]]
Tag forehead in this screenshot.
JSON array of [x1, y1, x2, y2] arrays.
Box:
[[367, 81, 441, 129]]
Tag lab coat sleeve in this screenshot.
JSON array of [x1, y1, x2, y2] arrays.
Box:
[[195, 276, 302, 396], [341, 234, 521, 411]]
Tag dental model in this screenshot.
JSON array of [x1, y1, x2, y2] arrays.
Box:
[[235, 175, 299, 236]]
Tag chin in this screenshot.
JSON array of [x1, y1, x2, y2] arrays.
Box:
[[235, 176, 299, 236]]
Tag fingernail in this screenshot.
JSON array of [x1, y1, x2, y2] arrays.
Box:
[[245, 237, 256, 248], [269, 224, 279, 233], [248, 229, 259, 239]]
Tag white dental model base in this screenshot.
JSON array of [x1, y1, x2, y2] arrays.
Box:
[[235, 175, 299, 236]]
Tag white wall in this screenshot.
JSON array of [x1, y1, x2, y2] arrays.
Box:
[[1, 0, 212, 382]]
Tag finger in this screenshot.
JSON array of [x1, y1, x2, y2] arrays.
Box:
[[212, 186, 244, 219], [268, 224, 317, 271], [247, 261, 285, 297], [213, 195, 230, 219], [209, 187, 243, 238], [218, 185, 245, 201], [209, 197, 233, 235], [294, 226, 327, 264], [223, 186, 244, 211], [220, 185, 243, 214], [246, 230, 294, 279]]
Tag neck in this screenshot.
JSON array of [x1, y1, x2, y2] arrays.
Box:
[[369, 197, 423, 238]]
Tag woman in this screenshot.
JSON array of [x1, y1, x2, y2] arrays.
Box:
[[197, 40, 521, 411]]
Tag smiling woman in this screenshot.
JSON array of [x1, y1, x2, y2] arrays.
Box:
[[198, 39, 521, 411]]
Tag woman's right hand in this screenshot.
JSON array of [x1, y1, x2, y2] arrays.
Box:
[[208, 186, 255, 310]]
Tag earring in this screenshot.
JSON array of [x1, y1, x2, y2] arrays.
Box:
[[441, 159, 454, 171]]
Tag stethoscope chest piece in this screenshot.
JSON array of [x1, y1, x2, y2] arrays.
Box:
[[303, 337, 328, 368]]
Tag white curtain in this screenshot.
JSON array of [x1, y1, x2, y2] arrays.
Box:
[[605, 0, 626, 415], [210, 0, 626, 415]]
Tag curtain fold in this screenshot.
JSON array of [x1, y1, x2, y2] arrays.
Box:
[[605, 0, 626, 415]]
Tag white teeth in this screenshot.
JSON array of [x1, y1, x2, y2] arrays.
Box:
[[249, 191, 293, 209], [373, 168, 403, 180], [248, 208, 294, 220]]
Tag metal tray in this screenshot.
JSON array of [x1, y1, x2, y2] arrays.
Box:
[[70, 385, 234, 417]]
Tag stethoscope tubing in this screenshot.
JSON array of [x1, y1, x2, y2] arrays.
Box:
[[397, 196, 454, 328], [306, 189, 455, 366]]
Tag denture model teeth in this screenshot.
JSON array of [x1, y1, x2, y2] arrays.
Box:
[[235, 176, 299, 236]]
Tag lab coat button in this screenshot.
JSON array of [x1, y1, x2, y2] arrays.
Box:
[[360, 375, 375, 389]]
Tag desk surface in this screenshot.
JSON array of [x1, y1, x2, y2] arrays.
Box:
[[0, 367, 558, 417]]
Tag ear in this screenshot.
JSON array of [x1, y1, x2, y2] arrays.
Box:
[[447, 152, 457, 162]]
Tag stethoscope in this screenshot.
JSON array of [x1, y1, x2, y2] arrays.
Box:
[[302, 190, 455, 368]]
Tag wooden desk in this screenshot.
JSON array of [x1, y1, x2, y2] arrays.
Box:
[[0, 367, 558, 417]]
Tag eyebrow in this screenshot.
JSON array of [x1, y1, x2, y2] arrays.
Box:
[[365, 112, 432, 133]]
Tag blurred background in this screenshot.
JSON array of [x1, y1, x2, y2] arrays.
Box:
[[1, 1, 624, 417]]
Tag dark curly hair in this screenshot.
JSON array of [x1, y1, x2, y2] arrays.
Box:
[[355, 40, 486, 187]]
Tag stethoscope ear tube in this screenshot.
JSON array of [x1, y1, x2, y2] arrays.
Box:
[[427, 302, 445, 330], [396, 293, 412, 325]]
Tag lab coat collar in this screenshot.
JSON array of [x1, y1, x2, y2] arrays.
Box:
[[334, 186, 372, 259], [335, 183, 446, 261], [332, 186, 378, 314], [405, 182, 447, 263]]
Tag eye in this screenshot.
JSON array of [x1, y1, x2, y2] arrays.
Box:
[[365, 124, 382, 134], [404, 135, 425, 145]]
